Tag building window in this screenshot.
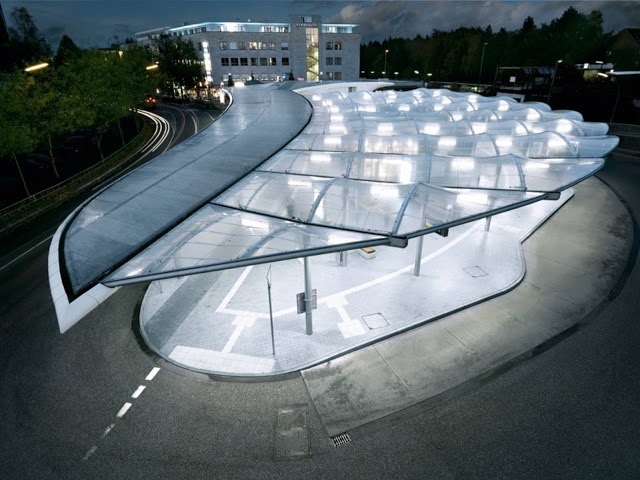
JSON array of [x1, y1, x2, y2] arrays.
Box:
[[335, 72, 342, 80], [238, 41, 246, 50], [240, 57, 248, 66], [229, 41, 238, 50], [326, 57, 334, 65], [269, 57, 277, 66], [231, 58, 239, 67], [282, 57, 290, 66], [260, 57, 268, 66], [220, 41, 229, 50], [326, 26, 337, 33], [281, 42, 289, 50], [326, 42, 333, 50], [249, 41, 258, 50], [334, 42, 342, 50], [260, 42, 267, 50], [335, 57, 342, 66], [221, 58, 230, 66], [269, 42, 276, 50]]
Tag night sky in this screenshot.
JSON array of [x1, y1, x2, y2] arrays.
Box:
[[3, 0, 640, 49]]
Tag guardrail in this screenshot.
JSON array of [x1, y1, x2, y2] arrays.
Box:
[[0, 123, 153, 239]]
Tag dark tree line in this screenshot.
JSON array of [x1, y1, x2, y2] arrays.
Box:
[[0, 6, 210, 200], [361, 7, 617, 84]]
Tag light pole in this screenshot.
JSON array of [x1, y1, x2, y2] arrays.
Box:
[[546, 59, 562, 103], [600, 72, 621, 124], [477, 42, 488, 90], [384, 49, 389, 78], [24, 62, 49, 72]]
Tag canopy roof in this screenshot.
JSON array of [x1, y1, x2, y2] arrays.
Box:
[[101, 86, 616, 287]]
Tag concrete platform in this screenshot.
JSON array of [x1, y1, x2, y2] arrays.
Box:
[[139, 176, 631, 435]]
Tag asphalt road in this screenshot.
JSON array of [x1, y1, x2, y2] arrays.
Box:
[[1, 145, 638, 479]]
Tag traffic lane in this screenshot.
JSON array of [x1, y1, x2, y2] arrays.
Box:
[[0, 282, 160, 479]]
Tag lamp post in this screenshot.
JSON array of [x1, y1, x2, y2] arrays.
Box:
[[599, 72, 621, 124], [546, 59, 563, 103], [477, 42, 488, 90], [384, 49, 389, 78], [24, 62, 49, 73]]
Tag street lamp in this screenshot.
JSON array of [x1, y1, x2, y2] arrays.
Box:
[[599, 71, 622, 124], [477, 42, 488, 90], [384, 49, 389, 78], [394, 71, 399, 79], [547, 59, 563, 103], [24, 62, 49, 72]]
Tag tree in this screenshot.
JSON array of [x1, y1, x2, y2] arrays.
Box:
[[154, 36, 203, 97], [54, 35, 81, 67], [0, 71, 38, 195], [6, 7, 51, 71]]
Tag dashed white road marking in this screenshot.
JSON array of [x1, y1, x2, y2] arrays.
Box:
[[102, 423, 115, 438], [83, 446, 97, 461], [132, 385, 146, 399], [145, 367, 161, 381], [116, 402, 132, 418]]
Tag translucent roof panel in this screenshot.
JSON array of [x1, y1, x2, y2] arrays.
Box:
[[395, 185, 543, 236], [100, 85, 616, 287], [104, 205, 387, 284], [215, 172, 330, 222]]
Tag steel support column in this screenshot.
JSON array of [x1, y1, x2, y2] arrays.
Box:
[[413, 235, 424, 277], [304, 256, 313, 335]]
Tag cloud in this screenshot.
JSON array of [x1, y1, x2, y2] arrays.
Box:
[[328, 1, 640, 42]]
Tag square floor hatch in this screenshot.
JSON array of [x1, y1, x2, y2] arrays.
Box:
[[464, 266, 488, 278], [274, 404, 310, 460], [362, 313, 389, 329]]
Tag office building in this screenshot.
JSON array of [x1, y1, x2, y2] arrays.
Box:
[[135, 15, 360, 84]]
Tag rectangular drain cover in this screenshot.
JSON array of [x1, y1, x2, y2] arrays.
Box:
[[362, 313, 389, 329], [463, 266, 488, 278], [331, 432, 351, 447], [274, 405, 310, 460]]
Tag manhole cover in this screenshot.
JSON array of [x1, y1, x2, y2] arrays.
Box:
[[463, 266, 488, 278], [274, 405, 310, 460], [362, 313, 389, 329]]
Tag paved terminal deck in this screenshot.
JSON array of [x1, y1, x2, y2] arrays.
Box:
[[140, 175, 631, 435]]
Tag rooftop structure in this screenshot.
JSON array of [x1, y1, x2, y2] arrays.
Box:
[[49, 81, 618, 339]]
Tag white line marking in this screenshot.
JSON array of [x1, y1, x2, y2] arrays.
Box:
[[335, 304, 351, 323], [145, 367, 160, 381], [102, 423, 115, 438], [212, 222, 482, 321], [222, 325, 245, 354], [82, 445, 97, 461], [0, 235, 53, 272], [131, 385, 146, 399], [116, 402, 132, 418], [217, 265, 253, 311]]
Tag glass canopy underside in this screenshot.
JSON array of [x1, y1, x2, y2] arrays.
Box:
[[104, 87, 616, 286]]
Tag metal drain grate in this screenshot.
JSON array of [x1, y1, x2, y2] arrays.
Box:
[[330, 432, 351, 447]]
